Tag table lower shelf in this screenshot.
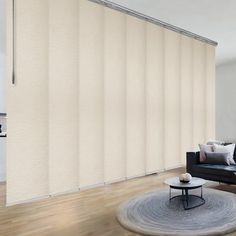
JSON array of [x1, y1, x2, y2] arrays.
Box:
[[170, 194, 205, 210]]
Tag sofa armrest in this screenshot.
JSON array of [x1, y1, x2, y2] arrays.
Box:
[[186, 152, 200, 173]]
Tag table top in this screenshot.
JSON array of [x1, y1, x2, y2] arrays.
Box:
[[164, 177, 206, 188]]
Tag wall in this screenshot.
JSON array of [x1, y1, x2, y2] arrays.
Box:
[[0, 54, 6, 113], [0, 0, 6, 182], [0, 0, 6, 112], [6, 0, 216, 205], [216, 60, 236, 142]]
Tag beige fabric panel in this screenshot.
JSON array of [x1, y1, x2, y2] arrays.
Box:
[[7, 0, 49, 204], [206, 45, 216, 140], [78, 0, 104, 188], [146, 23, 165, 173], [104, 8, 126, 183], [48, 0, 78, 195], [193, 40, 207, 147], [180, 35, 194, 164], [6, 0, 216, 204], [126, 16, 146, 178], [164, 29, 181, 169]]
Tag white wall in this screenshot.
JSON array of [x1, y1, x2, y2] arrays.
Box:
[[0, 0, 6, 182], [0, 0, 6, 112], [0, 138, 6, 182], [216, 60, 236, 142], [0, 54, 6, 112]]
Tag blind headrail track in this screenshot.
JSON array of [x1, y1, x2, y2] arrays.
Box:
[[89, 0, 218, 47]]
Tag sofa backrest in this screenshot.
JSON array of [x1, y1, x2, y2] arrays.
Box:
[[196, 151, 200, 164]]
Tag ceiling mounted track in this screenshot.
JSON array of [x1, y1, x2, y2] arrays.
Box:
[[89, 0, 218, 46]]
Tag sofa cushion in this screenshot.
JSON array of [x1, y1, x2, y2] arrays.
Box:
[[199, 144, 214, 162], [213, 143, 236, 164], [193, 164, 236, 177], [204, 152, 231, 165], [224, 143, 236, 162]]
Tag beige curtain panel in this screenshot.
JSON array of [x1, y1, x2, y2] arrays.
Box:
[[6, 0, 215, 205]]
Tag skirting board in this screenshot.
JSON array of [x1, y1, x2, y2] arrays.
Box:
[[164, 165, 185, 171], [49, 188, 80, 197], [105, 177, 126, 185], [146, 170, 164, 175], [79, 182, 105, 191], [126, 173, 146, 180]]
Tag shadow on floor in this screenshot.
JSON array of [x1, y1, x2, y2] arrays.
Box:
[[206, 181, 236, 194]]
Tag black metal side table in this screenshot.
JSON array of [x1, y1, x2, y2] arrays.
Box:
[[165, 177, 206, 210]]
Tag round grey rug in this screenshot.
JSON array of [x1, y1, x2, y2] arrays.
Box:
[[117, 188, 236, 236]]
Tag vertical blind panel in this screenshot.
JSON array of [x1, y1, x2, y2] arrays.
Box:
[[48, 0, 78, 195], [206, 45, 216, 140], [6, 0, 217, 204], [104, 9, 126, 183], [7, 0, 49, 204], [146, 23, 165, 173], [78, 0, 104, 187], [193, 40, 206, 147], [126, 16, 146, 178], [164, 29, 181, 169], [180, 35, 193, 164]]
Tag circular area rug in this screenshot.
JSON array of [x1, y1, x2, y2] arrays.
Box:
[[117, 188, 236, 236]]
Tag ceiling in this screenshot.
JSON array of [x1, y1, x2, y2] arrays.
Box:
[[110, 0, 236, 66]]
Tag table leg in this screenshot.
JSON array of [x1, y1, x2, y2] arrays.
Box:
[[185, 189, 189, 206]]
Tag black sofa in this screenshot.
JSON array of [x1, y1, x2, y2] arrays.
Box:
[[186, 147, 236, 184]]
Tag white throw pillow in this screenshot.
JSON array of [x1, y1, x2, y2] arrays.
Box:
[[213, 143, 236, 165], [199, 144, 214, 162]]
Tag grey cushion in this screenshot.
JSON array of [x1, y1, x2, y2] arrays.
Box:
[[204, 152, 231, 166]]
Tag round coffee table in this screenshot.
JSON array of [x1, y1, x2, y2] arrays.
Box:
[[164, 177, 206, 210]]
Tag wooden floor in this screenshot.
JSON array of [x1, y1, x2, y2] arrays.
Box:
[[1, 168, 236, 236]]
